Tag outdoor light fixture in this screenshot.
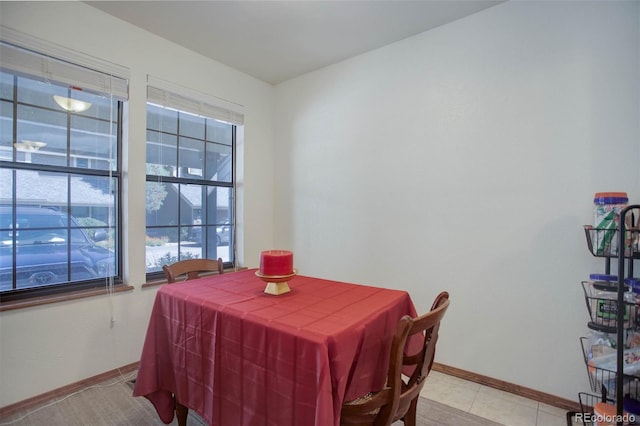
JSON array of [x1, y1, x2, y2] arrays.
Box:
[[14, 140, 47, 163], [14, 140, 47, 152], [53, 95, 92, 113]]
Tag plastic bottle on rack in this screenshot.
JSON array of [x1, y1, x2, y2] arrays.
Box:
[[587, 274, 635, 330], [594, 401, 632, 425], [593, 192, 629, 256], [628, 277, 640, 313], [623, 397, 640, 425], [628, 278, 640, 294]]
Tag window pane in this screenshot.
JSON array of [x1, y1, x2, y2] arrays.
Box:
[[0, 168, 12, 207], [206, 186, 232, 225], [0, 72, 14, 100], [70, 175, 116, 225], [209, 224, 231, 262], [147, 104, 177, 134], [0, 73, 14, 162], [16, 105, 67, 166], [146, 130, 177, 174], [16, 77, 64, 110], [205, 142, 232, 182], [179, 112, 205, 140], [0, 100, 13, 161], [0, 204, 14, 290], [180, 184, 203, 226], [14, 228, 70, 289], [206, 120, 232, 145], [180, 226, 202, 260], [145, 226, 179, 273], [146, 182, 175, 226], [71, 116, 117, 171], [188, 224, 204, 247], [16, 169, 68, 208], [85, 227, 116, 278], [72, 92, 117, 121], [178, 136, 204, 178]]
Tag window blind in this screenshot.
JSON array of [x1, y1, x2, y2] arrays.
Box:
[[0, 27, 129, 99], [147, 75, 244, 125]]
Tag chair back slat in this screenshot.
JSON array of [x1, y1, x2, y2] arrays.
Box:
[[162, 258, 224, 283], [340, 291, 450, 426], [395, 292, 449, 421]]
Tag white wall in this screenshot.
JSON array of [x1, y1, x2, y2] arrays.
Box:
[[0, 2, 276, 407], [274, 1, 640, 402], [1, 0, 638, 411]]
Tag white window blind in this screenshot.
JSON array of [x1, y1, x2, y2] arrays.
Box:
[[0, 27, 129, 99], [147, 75, 244, 125]]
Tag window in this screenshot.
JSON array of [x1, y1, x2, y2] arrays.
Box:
[[145, 78, 240, 278], [0, 39, 127, 300]]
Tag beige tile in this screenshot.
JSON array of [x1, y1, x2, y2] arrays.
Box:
[[536, 409, 568, 426], [477, 385, 540, 409], [426, 372, 576, 426], [470, 385, 539, 426], [421, 371, 481, 412], [538, 402, 570, 417]]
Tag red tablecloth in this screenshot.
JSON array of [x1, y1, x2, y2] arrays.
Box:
[[133, 269, 418, 426]]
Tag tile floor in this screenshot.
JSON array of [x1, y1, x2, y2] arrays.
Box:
[[422, 370, 573, 426]]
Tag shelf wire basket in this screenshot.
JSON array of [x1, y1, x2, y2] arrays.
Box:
[[580, 337, 640, 404], [581, 281, 638, 333], [584, 225, 640, 259]]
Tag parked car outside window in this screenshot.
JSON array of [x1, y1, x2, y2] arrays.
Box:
[[0, 206, 114, 292]]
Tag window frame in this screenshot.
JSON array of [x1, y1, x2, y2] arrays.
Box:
[[144, 102, 236, 281], [0, 42, 127, 303]]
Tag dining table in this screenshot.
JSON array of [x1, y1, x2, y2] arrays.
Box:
[[133, 268, 419, 426]]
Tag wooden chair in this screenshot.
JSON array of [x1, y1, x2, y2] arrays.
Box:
[[161, 257, 224, 426], [162, 257, 224, 283], [340, 291, 450, 426]]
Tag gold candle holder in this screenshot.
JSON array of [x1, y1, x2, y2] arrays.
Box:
[[255, 270, 297, 295]]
